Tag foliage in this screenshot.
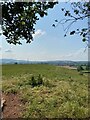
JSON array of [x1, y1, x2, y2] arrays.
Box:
[[1, 2, 57, 45], [30, 74, 43, 87], [86, 64, 90, 70], [53, 2, 90, 44], [37, 74, 43, 86], [14, 62, 18, 64], [1, 1, 89, 44], [77, 65, 84, 72], [30, 76, 37, 87]]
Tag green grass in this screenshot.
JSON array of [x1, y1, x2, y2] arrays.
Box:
[[2, 64, 89, 118]]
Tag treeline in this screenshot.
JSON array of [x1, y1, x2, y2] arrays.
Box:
[[77, 64, 90, 72]]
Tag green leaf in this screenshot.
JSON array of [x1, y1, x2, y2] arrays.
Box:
[[82, 28, 87, 31], [70, 31, 75, 35], [74, 9, 79, 14], [83, 33, 86, 37], [65, 13, 67, 16], [22, 21, 25, 25], [39, 11, 44, 17], [82, 38, 86, 42], [55, 20, 58, 22], [64, 34, 66, 37], [61, 8, 64, 11], [52, 24, 55, 27]]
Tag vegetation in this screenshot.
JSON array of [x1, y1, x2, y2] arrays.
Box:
[[53, 2, 90, 44], [1, 2, 57, 45], [86, 64, 90, 71], [1, 2, 90, 44], [30, 74, 43, 87], [77, 65, 84, 72], [77, 64, 90, 73], [2, 64, 89, 118]]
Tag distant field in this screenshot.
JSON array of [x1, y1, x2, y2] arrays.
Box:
[[2, 64, 89, 118]]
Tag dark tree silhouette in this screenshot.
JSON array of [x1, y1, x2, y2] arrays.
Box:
[[1, 1, 90, 45], [1, 1, 57, 45]]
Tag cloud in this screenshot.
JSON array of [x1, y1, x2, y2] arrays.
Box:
[[32, 29, 45, 39], [5, 49, 13, 53], [4, 46, 14, 53]]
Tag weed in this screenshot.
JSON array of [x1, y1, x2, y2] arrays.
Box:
[[37, 74, 43, 86], [30, 74, 43, 87], [31, 76, 37, 87], [5, 87, 18, 94]]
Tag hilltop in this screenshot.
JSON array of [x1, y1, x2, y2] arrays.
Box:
[[0, 58, 88, 66]]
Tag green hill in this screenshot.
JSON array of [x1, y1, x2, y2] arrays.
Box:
[[2, 64, 89, 118]]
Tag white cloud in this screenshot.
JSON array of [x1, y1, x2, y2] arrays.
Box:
[[13, 48, 88, 61], [5, 46, 14, 53], [32, 29, 45, 39], [5, 49, 13, 53]]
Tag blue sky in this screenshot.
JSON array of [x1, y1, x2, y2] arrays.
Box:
[[0, 2, 88, 61]]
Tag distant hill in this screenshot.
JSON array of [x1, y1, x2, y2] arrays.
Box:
[[0, 59, 31, 64], [0, 58, 88, 66]]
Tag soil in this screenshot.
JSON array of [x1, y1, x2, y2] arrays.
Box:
[[61, 66, 77, 70], [1, 93, 24, 118]]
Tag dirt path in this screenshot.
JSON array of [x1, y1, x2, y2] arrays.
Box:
[[2, 93, 24, 118]]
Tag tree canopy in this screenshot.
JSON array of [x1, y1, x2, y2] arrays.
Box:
[[1, 2, 57, 45], [1, 1, 90, 45]]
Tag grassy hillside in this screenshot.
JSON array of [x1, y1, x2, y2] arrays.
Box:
[[2, 64, 89, 118]]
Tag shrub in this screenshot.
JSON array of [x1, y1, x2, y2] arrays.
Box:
[[37, 74, 43, 86], [14, 62, 18, 64], [77, 65, 84, 72], [31, 76, 37, 87], [30, 74, 43, 87], [86, 64, 90, 70]]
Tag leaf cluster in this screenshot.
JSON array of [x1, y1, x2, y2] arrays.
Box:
[[2, 2, 57, 45], [30, 74, 43, 87]]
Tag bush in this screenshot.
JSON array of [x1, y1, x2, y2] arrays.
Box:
[[86, 64, 90, 70], [14, 62, 18, 64], [31, 76, 37, 87], [77, 65, 84, 72], [30, 74, 54, 87], [30, 74, 43, 87], [37, 74, 43, 86]]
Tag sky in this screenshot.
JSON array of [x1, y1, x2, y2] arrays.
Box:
[[0, 2, 88, 61]]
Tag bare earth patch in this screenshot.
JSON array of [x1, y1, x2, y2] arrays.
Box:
[[61, 66, 77, 70], [2, 93, 24, 118]]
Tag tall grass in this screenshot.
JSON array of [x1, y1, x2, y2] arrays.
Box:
[[2, 64, 89, 118]]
